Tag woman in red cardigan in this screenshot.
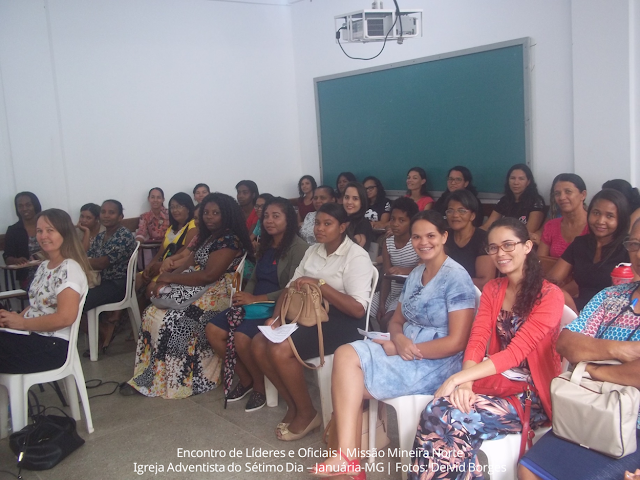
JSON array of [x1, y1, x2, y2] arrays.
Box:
[[408, 217, 564, 480]]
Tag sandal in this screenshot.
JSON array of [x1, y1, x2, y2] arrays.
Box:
[[277, 412, 321, 441], [309, 450, 365, 479]]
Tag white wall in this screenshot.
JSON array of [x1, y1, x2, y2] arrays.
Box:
[[0, 0, 300, 230], [290, 0, 575, 196]]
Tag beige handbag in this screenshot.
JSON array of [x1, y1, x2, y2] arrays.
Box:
[[551, 361, 640, 458], [280, 283, 330, 369]]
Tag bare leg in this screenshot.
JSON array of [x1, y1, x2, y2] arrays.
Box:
[[252, 333, 296, 424], [268, 340, 317, 435], [236, 332, 264, 394], [517, 464, 542, 480]]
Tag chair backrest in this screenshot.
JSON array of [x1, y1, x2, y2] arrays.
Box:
[[474, 286, 482, 312], [560, 304, 578, 328], [368, 242, 380, 263], [364, 267, 380, 332], [123, 241, 141, 301], [62, 289, 89, 369]]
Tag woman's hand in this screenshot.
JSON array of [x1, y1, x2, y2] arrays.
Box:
[[151, 281, 169, 298], [266, 316, 281, 329], [0, 310, 27, 330], [232, 291, 258, 307], [160, 257, 176, 274], [76, 222, 89, 234], [372, 339, 398, 356], [391, 333, 423, 361], [293, 276, 319, 290], [435, 379, 477, 413]]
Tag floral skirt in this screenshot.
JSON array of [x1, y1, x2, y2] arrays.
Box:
[[127, 275, 231, 399], [409, 393, 547, 480]]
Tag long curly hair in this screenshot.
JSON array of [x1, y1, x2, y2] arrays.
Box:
[[487, 217, 543, 318], [504, 164, 544, 209], [196, 192, 254, 262], [257, 197, 299, 260]]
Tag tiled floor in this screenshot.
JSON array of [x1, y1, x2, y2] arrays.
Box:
[[0, 331, 409, 480]]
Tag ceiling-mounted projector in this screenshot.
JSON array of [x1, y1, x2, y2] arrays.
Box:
[[335, 7, 422, 43]]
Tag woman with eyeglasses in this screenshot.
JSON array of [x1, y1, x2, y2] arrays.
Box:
[[362, 176, 391, 230], [433, 166, 484, 227], [519, 220, 640, 480], [409, 217, 564, 479], [444, 190, 495, 290], [548, 188, 630, 311]]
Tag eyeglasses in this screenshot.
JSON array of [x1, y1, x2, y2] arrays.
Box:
[[448, 177, 464, 183], [485, 241, 523, 255], [623, 240, 640, 252], [445, 208, 470, 216], [365, 186, 377, 191], [254, 204, 265, 211], [169, 205, 186, 212]]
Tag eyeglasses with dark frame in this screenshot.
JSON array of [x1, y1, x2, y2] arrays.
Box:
[[623, 240, 640, 253], [445, 208, 470, 216], [485, 241, 523, 255]]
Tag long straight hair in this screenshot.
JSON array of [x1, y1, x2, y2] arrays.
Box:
[[37, 209, 92, 276]]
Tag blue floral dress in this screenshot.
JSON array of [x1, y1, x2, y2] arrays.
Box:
[[350, 257, 476, 400]]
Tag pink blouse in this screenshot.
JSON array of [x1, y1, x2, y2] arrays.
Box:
[[405, 195, 434, 212], [540, 217, 589, 258], [135, 207, 169, 243]]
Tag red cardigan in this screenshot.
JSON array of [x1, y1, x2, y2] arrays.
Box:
[[464, 278, 564, 419]]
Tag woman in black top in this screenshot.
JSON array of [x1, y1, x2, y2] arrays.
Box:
[[548, 188, 630, 310], [482, 163, 545, 234], [3, 192, 42, 288], [342, 182, 373, 251], [433, 166, 483, 227], [362, 176, 391, 229], [444, 190, 495, 290]]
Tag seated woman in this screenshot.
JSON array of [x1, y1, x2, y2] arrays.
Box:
[[205, 197, 308, 412], [135, 192, 198, 298], [408, 217, 564, 479], [335, 172, 357, 205], [236, 180, 260, 232], [76, 203, 104, 252], [371, 197, 419, 331], [313, 210, 477, 477], [250, 193, 274, 244], [519, 219, 640, 480], [405, 167, 434, 211], [362, 176, 391, 230], [193, 183, 210, 205], [548, 188, 630, 311], [85, 200, 136, 347], [0, 209, 89, 373], [603, 179, 640, 231], [343, 182, 373, 251], [3, 192, 43, 289], [444, 190, 495, 290], [135, 187, 169, 243], [297, 175, 317, 223], [433, 166, 484, 227], [252, 203, 374, 441], [123, 193, 253, 399], [482, 164, 545, 233], [300, 185, 336, 245], [538, 174, 589, 258]]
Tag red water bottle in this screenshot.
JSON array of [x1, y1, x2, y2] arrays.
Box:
[[611, 263, 634, 285]]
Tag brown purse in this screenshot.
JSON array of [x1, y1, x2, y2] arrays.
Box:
[[280, 283, 330, 369]]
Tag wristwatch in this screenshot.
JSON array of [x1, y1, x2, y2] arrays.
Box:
[[318, 279, 326, 287]]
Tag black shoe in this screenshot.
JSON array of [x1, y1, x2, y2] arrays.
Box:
[[245, 391, 266, 412], [226, 382, 253, 403]]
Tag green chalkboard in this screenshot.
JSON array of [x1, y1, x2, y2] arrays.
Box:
[[315, 39, 530, 195]]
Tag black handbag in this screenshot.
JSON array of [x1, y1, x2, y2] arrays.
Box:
[[9, 407, 85, 471]]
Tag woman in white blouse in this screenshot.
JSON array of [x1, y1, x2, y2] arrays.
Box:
[[0, 209, 90, 373], [252, 203, 374, 441]]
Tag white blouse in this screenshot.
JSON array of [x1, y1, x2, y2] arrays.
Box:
[[287, 236, 373, 310], [25, 259, 88, 341]]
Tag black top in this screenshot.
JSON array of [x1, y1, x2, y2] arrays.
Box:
[[347, 217, 373, 252], [561, 235, 630, 310], [434, 191, 484, 228], [494, 195, 545, 225], [3, 222, 31, 281], [364, 199, 391, 223], [444, 228, 488, 278]]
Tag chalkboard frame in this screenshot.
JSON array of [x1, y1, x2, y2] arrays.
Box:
[[314, 37, 531, 198]]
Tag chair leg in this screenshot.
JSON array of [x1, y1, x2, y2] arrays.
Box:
[[368, 399, 378, 463], [63, 376, 81, 421], [72, 361, 94, 434], [265, 377, 278, 407], [87, 309, 99, 361], [315, 356, 334, 428], [0, 386, 8, 439], [127, 304, 141, 341]]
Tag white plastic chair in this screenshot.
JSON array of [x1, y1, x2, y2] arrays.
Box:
[[87, 241, 141, 361], [477, 305, 577, 480], [264, 268, 380, 426], [0, 291, 93, 439]]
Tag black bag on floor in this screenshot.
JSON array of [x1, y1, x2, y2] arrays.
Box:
[[9, 408, 85, 470]]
